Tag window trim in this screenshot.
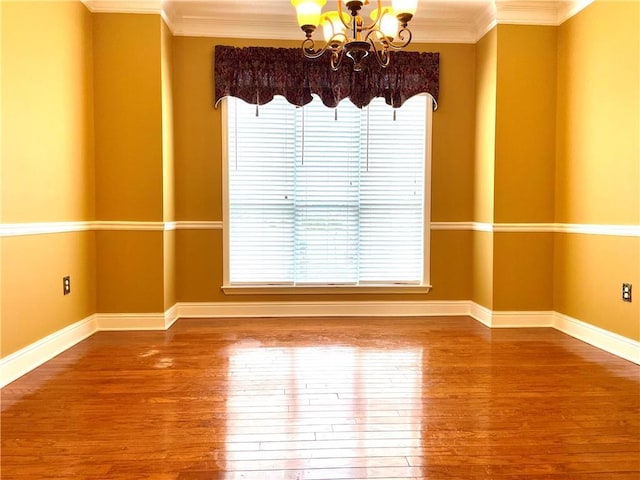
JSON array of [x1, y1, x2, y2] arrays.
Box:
[[221, 96, 433, 294]]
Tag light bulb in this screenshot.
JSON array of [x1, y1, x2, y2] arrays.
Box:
[[291, 0, 327, 28], [321, 11, 348, 43], [392, 0, 418, 17], [371, 7, 398, 39]]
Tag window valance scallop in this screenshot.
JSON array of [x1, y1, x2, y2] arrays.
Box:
[[213, 45, 439, 110]]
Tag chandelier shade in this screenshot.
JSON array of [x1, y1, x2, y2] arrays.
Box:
[[291, 0, 327, 30], [291, 0, 419, 71]]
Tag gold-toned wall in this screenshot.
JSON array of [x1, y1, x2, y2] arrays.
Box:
[[162, 21, 175, 224], [556, 2, 638, 226], [173, 37, 476, 303], [472, 28, 496, 309], [473, 28, 496, 225], [491, 25, 557, 311], [95, 231, 164, 313], [0, 0, 3, 355], [555, 233, 638, 340], [1, 1, 95, 356], [555, 1, 639, 340], [495, 25, 556, 224], [93, 13, 168, 314], [473, 24, 558, 313], [161, 21, 176, 310], [3, 233, 95, 353], [493, 232, 554, 311], [93, 13, 163, 222], [2, 1, 94, 223]]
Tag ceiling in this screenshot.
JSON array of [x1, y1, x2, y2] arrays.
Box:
[[83, 0, 593, 43]]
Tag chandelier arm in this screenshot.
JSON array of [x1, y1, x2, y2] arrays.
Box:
[[301, 37, 327, 59], [364, 27, 389, 46], [361, 0, 385, 31], [336, 1, 351, 30], [330, 32, 349, 45], [330, 48, 345, 71], [302, 33, 348, 60], [368, 36, 391, 68], [386, 27, 413, 50]]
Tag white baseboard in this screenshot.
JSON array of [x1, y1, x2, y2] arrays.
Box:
[[466, 303, 639, 364], [0, 315, 98, 388], [469, 302, 492, 327], [489, 310, 554, 328], [2, 301, 638, 387], [96, 305, 180, 331], [176, 300, 471, 319], [553, 312, 640, 365], [96, 313, 166, 330], [164, 303, 179, 329], [1, 305, 179, 388]]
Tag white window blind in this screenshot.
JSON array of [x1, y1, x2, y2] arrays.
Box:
[[226, 94, 429, 286]]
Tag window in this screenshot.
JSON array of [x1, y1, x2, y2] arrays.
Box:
[[223, 94, 432, 292]]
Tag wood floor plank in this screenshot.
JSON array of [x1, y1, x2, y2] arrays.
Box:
[[1, 316, 639, 479]]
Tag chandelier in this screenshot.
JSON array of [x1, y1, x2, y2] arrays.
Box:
[[291, 0, 418, 71]]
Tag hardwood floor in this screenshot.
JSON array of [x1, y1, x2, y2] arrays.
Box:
[[1, 316, 639, 479]]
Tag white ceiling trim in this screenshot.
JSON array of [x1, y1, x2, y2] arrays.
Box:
[[82, 0, 162, 14], [556, 0, 594, 24], [475, 2, 498, 42], [496, 1, 560, 25], [495, 0, 594, 26], [82, 1, 595, 44]]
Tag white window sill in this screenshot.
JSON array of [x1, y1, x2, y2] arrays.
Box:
[[221, 285, 432, 295]]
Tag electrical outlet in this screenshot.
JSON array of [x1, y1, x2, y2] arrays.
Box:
[[622, 283, 632, 303], [63, 276, 71, 295]]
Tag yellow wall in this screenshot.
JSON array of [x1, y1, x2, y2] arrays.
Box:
[[472, 28, 496, 309], [3, 233, 96, 353], [162, 21, 175, 224], [95, 231, 164, 313], [493, 232, 554, 311], [473, 28, 497, 225], [495, 25, 556, 224], [556, 1, 639, 225], [161, 21, 176, 310], [555, 233, 638, 339], [93, 13, 163, 222], [2, 1, 94, 223], [430, 44, 476, 223], [554, 0, 639, 339], [93, 13, 170, 314], [491, 25, 557, 311], [1, 1, 96, 355], [0, 0, 3, 354]]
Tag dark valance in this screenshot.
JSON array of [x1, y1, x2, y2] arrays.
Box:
[[214, 45, 439, 109]]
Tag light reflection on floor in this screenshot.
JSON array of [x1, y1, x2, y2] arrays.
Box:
[[223, 345, 424, 478]]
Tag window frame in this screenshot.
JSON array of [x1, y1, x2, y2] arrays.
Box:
[[221, 95, 433, 295]]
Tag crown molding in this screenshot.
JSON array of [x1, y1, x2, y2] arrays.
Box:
[[557, 0, 594, 24], [82, 0, 162, 14], [496, 0, 560, 25], [170, 15, 302, 41], [81, 1, 595, 44], [411, 21, 479, 44], [475, 2, 498, 41], [495, 0, 595, 27]]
